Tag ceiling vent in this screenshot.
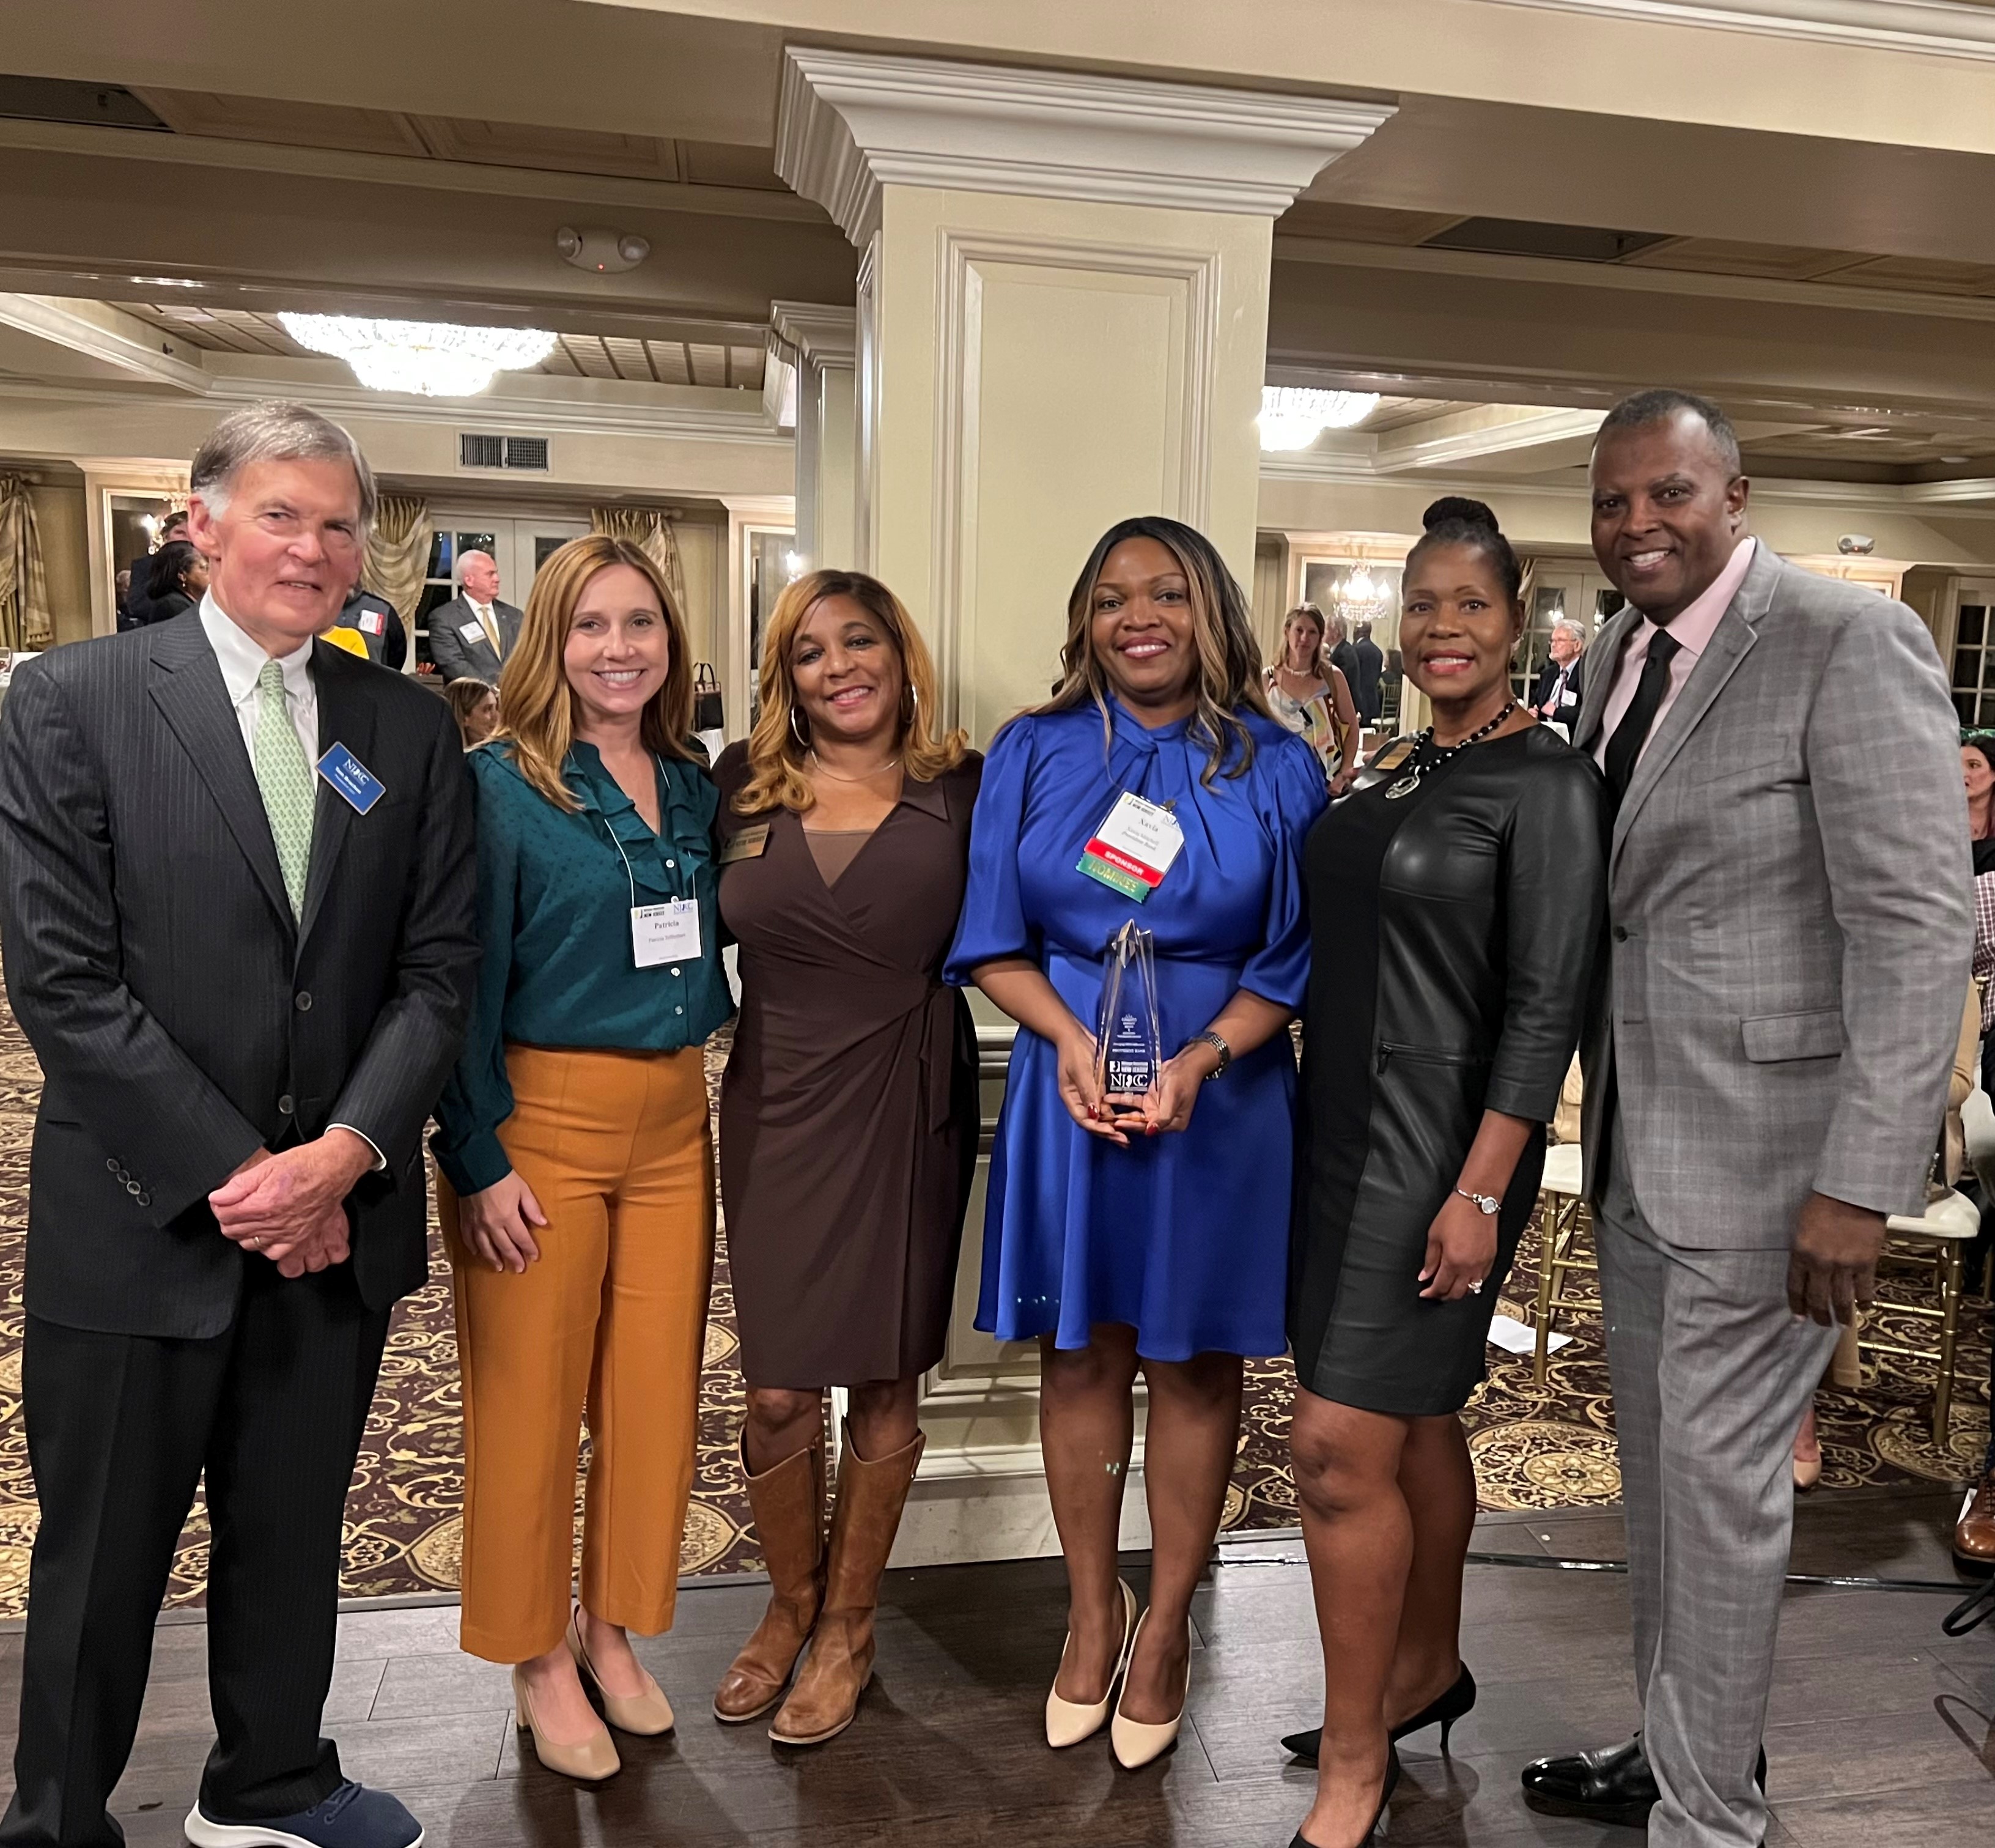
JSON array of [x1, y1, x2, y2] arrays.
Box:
[[1424, 218, 1671, 264], [459, 433, 549, 472], [0, 75, 165, 130]]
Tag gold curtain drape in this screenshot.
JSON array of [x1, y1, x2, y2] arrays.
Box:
[[364, 495, 430, 623], [0, 476, 53, 651], [590, 506, 687, 616]]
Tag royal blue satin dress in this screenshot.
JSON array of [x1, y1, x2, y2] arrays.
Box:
[[943, 698, 1326, 1359]]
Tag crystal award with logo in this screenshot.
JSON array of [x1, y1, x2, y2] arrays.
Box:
[[1095, 920, 1163, 1101]]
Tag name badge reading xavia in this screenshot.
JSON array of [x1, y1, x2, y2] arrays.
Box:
[[1077, 792, 1184, 903], [316, 742, 386, 815]]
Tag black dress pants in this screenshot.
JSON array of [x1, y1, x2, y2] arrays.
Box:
[[1, 1258, 390, 1847]]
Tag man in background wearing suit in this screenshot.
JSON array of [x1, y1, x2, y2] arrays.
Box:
[[0, 402, 479, 1848], [1530, 616, 1588, 735], [1521, 391, 1970, 1847], [426, 548, 521, 683], [1350, 621, 1384, 723]]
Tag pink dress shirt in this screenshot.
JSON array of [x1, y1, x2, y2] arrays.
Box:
[[1593, 536, 1758, 773]]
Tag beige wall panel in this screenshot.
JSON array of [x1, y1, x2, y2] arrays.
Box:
[[868, 188, 1269, 744], [959, 264, 1187, 740], [29, 484, 91, 646], [673, 517, 724, 665]]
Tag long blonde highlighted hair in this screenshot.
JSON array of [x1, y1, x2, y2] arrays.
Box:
[[1030, 515, 1269, 786], [485, 534, 696, 810], [734, 567, 966, 815]]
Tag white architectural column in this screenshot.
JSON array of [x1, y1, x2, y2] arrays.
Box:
[[778, 48, 1393, 1565], [780, 47, 1394, 742], [772, 301, 858, 574]]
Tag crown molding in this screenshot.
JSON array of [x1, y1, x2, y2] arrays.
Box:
[[776, 48, 1396, 245], [770, 300, 857, 367], [1481, 0, 1995, 61]]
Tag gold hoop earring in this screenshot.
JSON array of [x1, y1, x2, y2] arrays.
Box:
[[790, 705, 809, 748]]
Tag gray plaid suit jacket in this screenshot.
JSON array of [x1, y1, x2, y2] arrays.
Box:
[[1574, 541, 1971, 1247]]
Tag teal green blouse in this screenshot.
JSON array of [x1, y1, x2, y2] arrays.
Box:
[[431, 740, 731, 1194]]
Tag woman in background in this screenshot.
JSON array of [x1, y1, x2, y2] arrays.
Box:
[[445, 676, 500, 748], [1264, 602, 1361, 793], [710, 568, 981, 1746], [119, 539, 208, 629], [432, 536, 728, 1783], [948, 516, 1324, 1770], [1282, 498, 1605, 1847]]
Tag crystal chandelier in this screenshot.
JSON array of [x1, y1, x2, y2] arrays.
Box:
[[277, 314, 558, 396], [1258, 385, 1381, 452]]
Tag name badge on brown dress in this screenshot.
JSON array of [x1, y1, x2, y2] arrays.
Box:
[[718, 822, 770, 865]]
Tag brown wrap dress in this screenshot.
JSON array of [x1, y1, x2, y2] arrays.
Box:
[[713, 745, 983, 1388]]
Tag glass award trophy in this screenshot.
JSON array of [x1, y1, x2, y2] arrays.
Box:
[[1096, 920, 1163, 1100]]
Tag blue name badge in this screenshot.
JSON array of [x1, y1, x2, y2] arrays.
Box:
[[315, 742, 386, 815]]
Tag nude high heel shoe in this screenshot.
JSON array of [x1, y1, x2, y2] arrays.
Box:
[[512, 1665, 620, 1783], [567, 1607, 675, 1736], [1045, 1580, 1136, 1748], [1110, 1609, 1189, 1770]]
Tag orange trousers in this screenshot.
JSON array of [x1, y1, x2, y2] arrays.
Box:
[[440, 1043, 714, 1664]]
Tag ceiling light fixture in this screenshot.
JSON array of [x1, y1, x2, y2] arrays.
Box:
[[1258, 386, 1381, 452], [277, 313, 557, 397]]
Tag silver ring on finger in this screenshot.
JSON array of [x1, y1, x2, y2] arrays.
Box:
[[1467, 1278, 1483, 1295]]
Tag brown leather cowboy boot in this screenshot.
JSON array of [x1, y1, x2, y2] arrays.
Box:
[[714, 1427, 825, 1723], [768, 1425, 924, 1746]]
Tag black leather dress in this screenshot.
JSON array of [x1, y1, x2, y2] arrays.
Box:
[[1289, 724, 1607, 1416]]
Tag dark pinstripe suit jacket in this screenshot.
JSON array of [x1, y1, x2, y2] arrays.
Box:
[[0, 611, 480, 1339]]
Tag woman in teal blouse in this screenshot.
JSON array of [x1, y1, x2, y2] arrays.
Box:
[[432, 536, 728, 1783]]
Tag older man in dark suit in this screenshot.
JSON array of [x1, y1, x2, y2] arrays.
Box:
[[0, 401, 478, 1848], [426, 549, 522, 683]]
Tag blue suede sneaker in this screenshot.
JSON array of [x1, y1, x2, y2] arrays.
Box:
[[183, 1781, 424, 1847]]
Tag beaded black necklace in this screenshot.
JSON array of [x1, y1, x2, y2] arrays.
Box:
[[1382, 700, 1519, 800]]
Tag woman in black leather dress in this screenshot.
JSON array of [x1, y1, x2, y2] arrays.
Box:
[[1281, 498, 1607, 1848]]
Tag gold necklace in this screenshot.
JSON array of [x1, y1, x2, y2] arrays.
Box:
[[807, 748, 901, 785]]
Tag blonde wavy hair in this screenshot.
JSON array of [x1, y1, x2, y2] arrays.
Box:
[[734, 567, 966, 816], [485, 535, 696, 810], [1029, 515, 1270, 786]]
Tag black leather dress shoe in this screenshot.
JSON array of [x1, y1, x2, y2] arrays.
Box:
[[1521, 1735, 1766, 1827]]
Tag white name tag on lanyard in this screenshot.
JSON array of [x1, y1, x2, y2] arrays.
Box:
[[1077, 791, 1185, 902], [632, 899, 701, 968]]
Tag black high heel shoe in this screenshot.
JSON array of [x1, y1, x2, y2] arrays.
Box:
[[1288, 1746, 1400, 1847], [1281, 1665, 1475, 1764]]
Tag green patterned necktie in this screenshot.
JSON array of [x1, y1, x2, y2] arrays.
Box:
[[253, 658, 315, 918]]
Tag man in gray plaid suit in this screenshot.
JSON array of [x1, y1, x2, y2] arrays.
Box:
[[1521, 391, 1971, 1847]]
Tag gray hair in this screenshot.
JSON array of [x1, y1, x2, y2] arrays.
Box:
[[188, 401, 377, 534], [454, 549, 496, 586], [1551, 617, 1587, 648]]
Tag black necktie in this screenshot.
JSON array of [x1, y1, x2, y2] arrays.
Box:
[[1604, 629, 1682, 804]]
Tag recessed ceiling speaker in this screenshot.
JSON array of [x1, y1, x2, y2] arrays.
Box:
[[1837, 534, 1877, 555], [555, 226, 651, 275]]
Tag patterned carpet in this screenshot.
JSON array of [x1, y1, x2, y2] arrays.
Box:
[[0, 994, 1984, 1613]]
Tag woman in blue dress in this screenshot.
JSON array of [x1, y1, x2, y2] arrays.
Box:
[[945, 516, 1324, 1769]]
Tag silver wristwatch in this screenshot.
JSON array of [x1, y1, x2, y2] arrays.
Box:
[[1454, 1187, 1500, 1216]]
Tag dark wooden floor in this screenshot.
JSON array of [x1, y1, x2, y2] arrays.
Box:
[[2, 1487, 1990, 1846]]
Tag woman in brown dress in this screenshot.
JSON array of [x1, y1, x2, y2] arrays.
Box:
[[710, 567, 981, 1747]]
